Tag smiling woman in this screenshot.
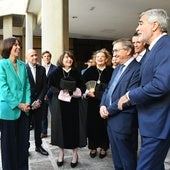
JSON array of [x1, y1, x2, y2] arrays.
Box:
[[0, 37, 31, 170]]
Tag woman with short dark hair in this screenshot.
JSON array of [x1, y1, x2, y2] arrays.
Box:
[[0, 37, 31, 170]]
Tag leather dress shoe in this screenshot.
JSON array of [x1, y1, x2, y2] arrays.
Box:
[[35, 146, 49, 156], [70, 155, 78, 168], [41, 133, 48, 138], [90, 149, 97, 158]]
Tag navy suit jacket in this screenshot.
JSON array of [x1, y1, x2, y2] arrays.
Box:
[[101, 59, 140, 134], [46, 64, 57, 98], [46, 64, 57, 78], [129, 35, 170, 139]]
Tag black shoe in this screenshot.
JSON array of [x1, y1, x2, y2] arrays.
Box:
[[35, 146, 49, 156], [70, 155, 78, 168], [90, 149, 97, 158], [41, 133, 48, 138], [29, 124, 34, 130], [57, 160, 64, 167], [99, 149, 107, 159]]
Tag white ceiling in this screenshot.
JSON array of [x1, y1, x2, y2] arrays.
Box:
[[68, 0, 170, 40], [1, 0, 170, 41], [0, 0, 27, 15]]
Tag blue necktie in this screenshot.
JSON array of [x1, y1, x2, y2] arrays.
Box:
[[106, 64, 124, 105]]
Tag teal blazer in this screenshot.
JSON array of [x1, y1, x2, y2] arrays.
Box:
[[0, 58, 31, 120]]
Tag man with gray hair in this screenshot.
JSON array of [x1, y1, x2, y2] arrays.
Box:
[[100, 38, 140, 170], [118, 9, 170, 170]]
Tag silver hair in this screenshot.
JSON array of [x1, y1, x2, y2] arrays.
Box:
[[140, 9, 169, 33]]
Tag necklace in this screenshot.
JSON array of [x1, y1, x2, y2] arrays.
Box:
[[97, 69, 102, 84], [62, 69, 70, 78], [96, 65, 106, 84]]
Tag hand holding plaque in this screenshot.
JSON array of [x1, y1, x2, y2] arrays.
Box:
[[85, 80, 97, 92]]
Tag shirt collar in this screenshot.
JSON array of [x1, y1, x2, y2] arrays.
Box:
[[123, 57, 134, 67], [138, 49, 146, 57], [28, 63, 36, 68], [42, 61, 51, 67], [149, 33, 167, 50]]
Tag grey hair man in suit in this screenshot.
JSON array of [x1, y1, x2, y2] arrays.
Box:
[[100, 38, 140, 170], [118, 9, 170, 170]]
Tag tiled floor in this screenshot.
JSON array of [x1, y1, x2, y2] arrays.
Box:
[[0, 128, 170, 170], [29, 129, 114, 170]]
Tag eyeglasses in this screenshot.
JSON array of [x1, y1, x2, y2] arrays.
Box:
[[112, 48, 125, 54]]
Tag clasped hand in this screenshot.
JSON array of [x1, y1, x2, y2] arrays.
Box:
[[18, 103, 31, 112], [118, 95, 130, 110], [100, 106, 109, 119], [31, 100, 41, 110]]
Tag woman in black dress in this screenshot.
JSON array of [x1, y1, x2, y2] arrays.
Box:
[[48, 51, 86, 168], [83, 48, 113, 158]]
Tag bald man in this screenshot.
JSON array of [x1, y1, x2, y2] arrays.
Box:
[[26, 49, 48, 156]]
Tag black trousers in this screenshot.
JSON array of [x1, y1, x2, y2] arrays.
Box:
[[0, 112, 29, 170], [29, 107, 43, 147], [41, 101, 48, 134]]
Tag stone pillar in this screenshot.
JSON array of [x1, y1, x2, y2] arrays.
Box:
[[25, 13, 33, 52], [3, 15, 13, 39], [41, 0, 69, 64]]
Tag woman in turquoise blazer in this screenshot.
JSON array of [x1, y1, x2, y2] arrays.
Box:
[[0, 37, 31, 170]]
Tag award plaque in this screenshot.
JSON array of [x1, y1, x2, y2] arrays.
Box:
[[85, 80, 97, 92]]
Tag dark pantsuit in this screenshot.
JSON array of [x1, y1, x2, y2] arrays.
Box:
[[137, 136, 170, 170], [0, 112, 29, 170], [107, 125, 137, 170]]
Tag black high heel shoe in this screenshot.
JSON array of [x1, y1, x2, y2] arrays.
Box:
[[99, 149, 107, 159], [57, 155, 64, 167], [70, 154, 78, 168], [90, 149, 97, 158], [57, 159, 64, 167]]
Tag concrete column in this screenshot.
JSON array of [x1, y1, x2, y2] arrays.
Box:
[[25, 13, 33, 52], [3, 15, 13, 39], [41, 0, 69, 64]]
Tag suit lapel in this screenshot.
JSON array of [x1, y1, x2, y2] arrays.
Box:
[[7, 59, 22, 87], [117, 62, 131, 83], [47, 64, 56, 77], [27, 64, 36, 85]]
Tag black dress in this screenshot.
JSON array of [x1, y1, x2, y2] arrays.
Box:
[[83, 66, 113, 150], [48, 66, 86, 149]]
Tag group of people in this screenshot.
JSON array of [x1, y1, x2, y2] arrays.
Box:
[[0, 8, 170, 170], [100, 8, 170, 170]]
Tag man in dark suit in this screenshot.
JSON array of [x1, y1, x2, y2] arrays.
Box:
[[118, 9, 170, 170], [41, 51, 57, 138], [132, 32, 147, 63], [100, 38, 140, 170], [26, 49, 49, 156], [131, 32, 147, 158]]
